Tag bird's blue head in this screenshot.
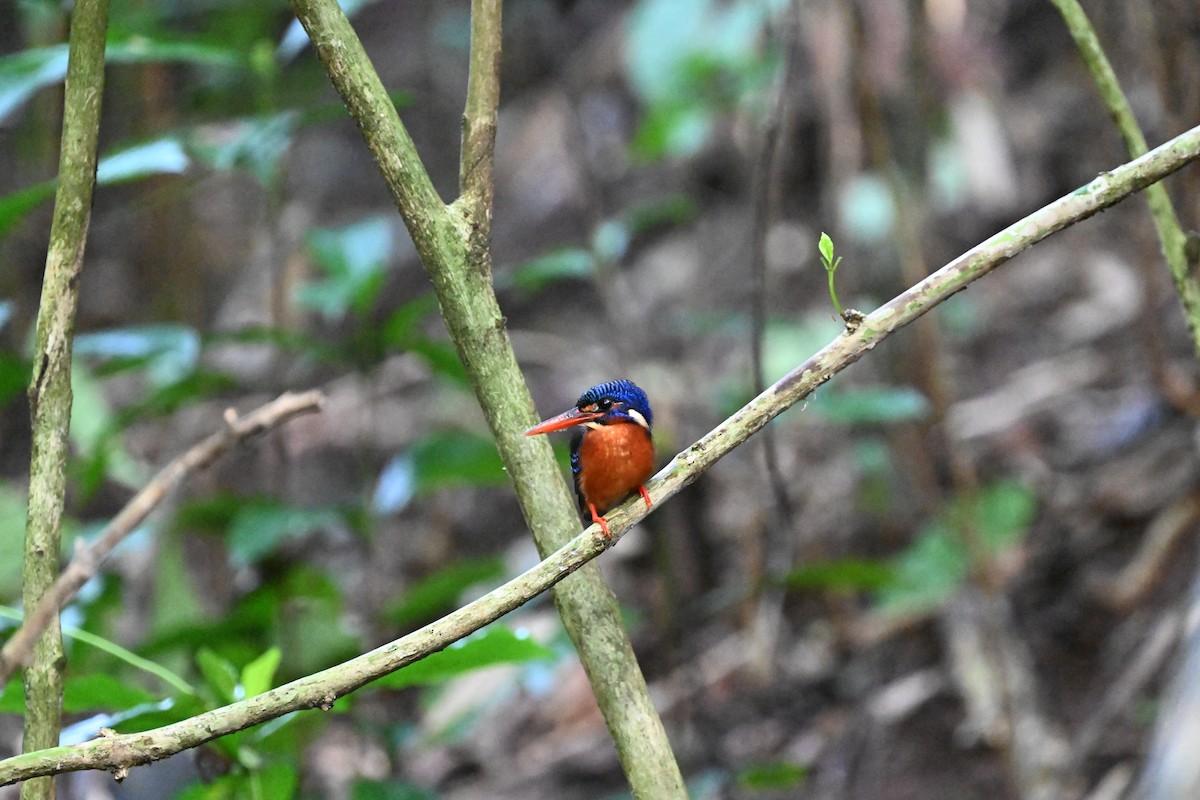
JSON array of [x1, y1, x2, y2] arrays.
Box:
[[575, 380, 653, 429], [524, 379, 653, 437]]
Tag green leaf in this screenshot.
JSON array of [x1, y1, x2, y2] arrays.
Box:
[[189, 111, 298, 186], [275, 566, 359, 677], [625, 193, 698, 234], [0, 182, 55, 241], [351, 779, 437, 800], [150, 531, 207, 643], [819, 231, 834, 263], [875, 481, 1038, 616], [197, 648, 239, 705], [380, 294, 440, 350], [376, 626, 553, 691], [385, 557, 506, 628], [626, 0, 715, 103], [96, 138, 189, 185], [0, 45, 70, 120], [782, 558, 895, 592], [204, 325, 345, 365], [0, 352, 27, 409], [736, 761, 809, 791], [0, 38, 242, 127], [975, 480, 1038, 552], [297, 216, 393, 321], [0, 673, 160, 715], [408, 339, 469, 385], [407, 431, 507, 492], [631, 102, 714, 160], [105, 37, 246, 70], [62, 673, 159, 713], [506, 248, 595, 293], [0, 602, 198, 695], [625, 0, 781, 160], [74, 324, 201, 386], [70, 364, 144, 490], [0, 678, 21, 713], [227, 502, 343, 565], [240, 647, 282, 698], [113, 370, 238, 427], [876, 528, 968, 616], [0, 138, 191, 242], [249, 761, 299, 800], [175, 770, 250, 800]]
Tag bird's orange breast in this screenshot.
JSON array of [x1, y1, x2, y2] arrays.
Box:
[[575, 422, 654, 515]]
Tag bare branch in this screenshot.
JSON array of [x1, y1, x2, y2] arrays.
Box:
[[0, 391, 325, 686]]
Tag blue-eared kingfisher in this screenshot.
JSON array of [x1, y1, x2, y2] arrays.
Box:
[[524, 379, 655, 538]]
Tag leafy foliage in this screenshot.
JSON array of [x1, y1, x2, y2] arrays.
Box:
[[877, 481, 1038, 615], [625, 0, 785, 159]]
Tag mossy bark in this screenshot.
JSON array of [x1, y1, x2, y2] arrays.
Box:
[[20, 0, 109, 798]]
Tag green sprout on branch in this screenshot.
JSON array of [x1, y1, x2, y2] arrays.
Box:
[[818, 232, 844, 317]]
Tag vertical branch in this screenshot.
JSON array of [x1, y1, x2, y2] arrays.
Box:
[[1049, 0, 1200, 356], [22, 0, 109, 797], [289, 1, 688, 795]]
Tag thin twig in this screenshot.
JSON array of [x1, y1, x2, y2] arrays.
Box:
[[0, 391, 325, 687], [2, 122, 1198, 788]]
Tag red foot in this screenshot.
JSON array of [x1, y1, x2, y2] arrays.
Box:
[[588, 504, 612, 539], [638, 485, 652, 509]]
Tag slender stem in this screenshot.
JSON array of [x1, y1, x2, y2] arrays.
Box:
[[826, 264, 844, 317], [20, 0, 109, 797], [1049, 0, 1200, 355], [3, 118, 1198, 790]]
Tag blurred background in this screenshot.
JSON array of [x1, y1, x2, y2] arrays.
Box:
[[2, 0, 1200, 798]]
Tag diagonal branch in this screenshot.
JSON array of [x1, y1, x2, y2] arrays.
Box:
[[0, 391, 325, 687], [3, 120, 1198, 788]]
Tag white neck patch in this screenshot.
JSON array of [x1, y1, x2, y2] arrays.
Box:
[[626, 408, 650, 430]]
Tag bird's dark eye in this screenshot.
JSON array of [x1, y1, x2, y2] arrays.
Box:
[[597, 398, 613, 411]]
